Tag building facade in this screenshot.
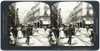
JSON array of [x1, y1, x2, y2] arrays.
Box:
[[67, 2, 94, 27], [51, 3, 62, 28], [8, 3, 19, 27]]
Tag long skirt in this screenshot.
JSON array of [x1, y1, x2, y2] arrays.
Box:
[[17, 30, 23, 38], [59, 30, 65, 38]]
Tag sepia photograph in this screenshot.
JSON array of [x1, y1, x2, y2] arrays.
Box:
[[51, 2, 94, 46], [8, 2, 51, 46], [8, 2, 94, 46]]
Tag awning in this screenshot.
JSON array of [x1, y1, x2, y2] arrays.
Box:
[[85, 21, 93, 24], [42, 21, 50, 25]]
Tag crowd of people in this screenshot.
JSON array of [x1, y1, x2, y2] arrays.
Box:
[[50, 24, 94, 46], [8, 23, 50, 46], [8, 23, 94, 46], [50, 24, 75, 46]]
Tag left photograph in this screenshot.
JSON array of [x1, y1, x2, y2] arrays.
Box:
[[8, 2, 51, 46]]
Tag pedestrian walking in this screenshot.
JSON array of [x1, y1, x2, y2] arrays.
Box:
[[43, 26, 50, 37], [13, 26, 18, 45], [89, 30, 94, 45], [32, 26, 38, 36], [64, 25, 69, 37], [17, 27, 23, 39], [50, 31, 56, 45], [55, 27, 59, 45], [67, 24, 72, 45], [86, 26, 89, 32], [24, 25, 27, 37], [26, 24, 31, 45], [59, 27, 65, 39], [72, 25, 75, 35], [13, 26, 18, 38], [40, 20, 43, 28], [21, 26, 26, 37], [30, 25, 33, 35], [9, 31, 15, 45]]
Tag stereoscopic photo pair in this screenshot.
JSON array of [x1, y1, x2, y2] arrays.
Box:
[[1, 1, 99, 50]]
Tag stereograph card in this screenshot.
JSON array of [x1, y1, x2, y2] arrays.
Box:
[[1, 0, 99, 50]]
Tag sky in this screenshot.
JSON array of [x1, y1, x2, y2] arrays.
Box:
[[15, 2, 50, 24], [58, 2, 78, 24]]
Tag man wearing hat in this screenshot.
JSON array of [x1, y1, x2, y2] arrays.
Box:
[[67, 24, 72, 45], [26, 24, 31, 45]]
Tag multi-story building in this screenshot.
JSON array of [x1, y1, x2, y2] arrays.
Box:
[[67, 2, 94, 27], [40, 4, 50, 26], [8, 3, 19, 27], [24, 2, 40, 25], [51, 3, 62, 27], [24, 2, 50, 28]]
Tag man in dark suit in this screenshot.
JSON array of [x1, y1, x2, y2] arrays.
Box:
[[26, 24, 31, 45], [67, 24, 72, 45], [63, 25, 68, 37], [54, 27, 59, 46]]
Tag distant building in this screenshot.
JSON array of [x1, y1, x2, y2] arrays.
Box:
[[40, 4, 50, 26]]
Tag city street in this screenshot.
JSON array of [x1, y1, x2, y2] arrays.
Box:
[[16, 28, 50, 46], [15, 28, 92, 46], [8, 2, 94, 47]]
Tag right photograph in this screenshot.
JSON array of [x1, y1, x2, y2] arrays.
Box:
[[51, 2, 94, 46]]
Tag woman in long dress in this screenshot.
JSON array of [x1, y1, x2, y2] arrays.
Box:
[[59, 27, 65, 39], [9, 31, 15, 45], [17, 27, 23, 38], [32, 27, 39, 36]]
